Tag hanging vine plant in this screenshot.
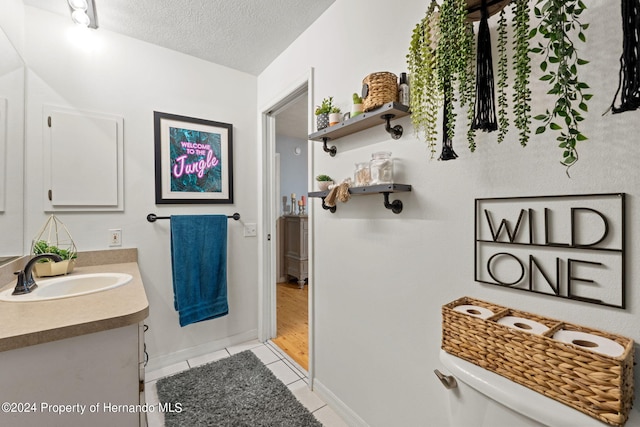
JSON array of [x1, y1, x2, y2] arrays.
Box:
[[531, 0, 591, 175], [407, 0, 441, 159], [496, 8, 509, 144], [512, 0, 532, 148], [438, 0, 471, 160], [464, 25, 478, 152]]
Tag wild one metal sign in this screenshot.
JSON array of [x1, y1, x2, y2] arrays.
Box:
[[475, 194, 626, 308]]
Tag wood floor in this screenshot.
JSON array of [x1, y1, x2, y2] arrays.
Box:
[[272, 281, 309, 370]]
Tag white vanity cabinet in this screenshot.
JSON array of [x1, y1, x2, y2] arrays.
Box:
[[0, 253, 149, 427], [0, 323, 145, 427]]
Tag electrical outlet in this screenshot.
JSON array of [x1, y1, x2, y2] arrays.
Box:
[[243, 223, 257, 237], [109, 229, 122, 247]]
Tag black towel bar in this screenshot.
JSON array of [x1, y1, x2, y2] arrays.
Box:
[[147, 213, 240, 222]]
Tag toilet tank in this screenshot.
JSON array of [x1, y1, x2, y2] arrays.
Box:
[[438, 350, 607, 427]]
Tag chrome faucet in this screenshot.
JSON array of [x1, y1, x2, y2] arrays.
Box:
[[13, 253, 63, 295]]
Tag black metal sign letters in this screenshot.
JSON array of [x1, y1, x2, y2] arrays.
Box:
[[474, 194, 626, 308]]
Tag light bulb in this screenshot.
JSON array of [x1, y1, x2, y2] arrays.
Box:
[[68, 0, 88, 11], [71, 10, 90, 26]]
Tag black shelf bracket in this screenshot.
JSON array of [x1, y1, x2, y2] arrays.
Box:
[[381, 114, 403, 140], [320, 197, 336, 213], [383, 192, 403, 214], [322, 137, 337, 157]]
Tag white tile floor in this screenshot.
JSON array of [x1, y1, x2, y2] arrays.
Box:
[[144, 339, 348, 427]]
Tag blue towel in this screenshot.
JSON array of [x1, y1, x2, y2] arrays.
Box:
[[170, 215, 229, 327]]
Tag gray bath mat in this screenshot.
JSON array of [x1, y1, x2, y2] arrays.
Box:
[[156, 350, 322, 426]]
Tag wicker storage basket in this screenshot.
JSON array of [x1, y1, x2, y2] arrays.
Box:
[[442, 297, 634, 426], [362, 72, 398, 112]]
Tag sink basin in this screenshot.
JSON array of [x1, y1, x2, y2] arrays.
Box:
[[0, 273, 132, 302]]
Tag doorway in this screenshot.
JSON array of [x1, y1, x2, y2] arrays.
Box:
[[260, 73, 314, 378], [272, 94, 309, 369]]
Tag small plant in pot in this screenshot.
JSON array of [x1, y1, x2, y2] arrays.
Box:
[[329, 106, 342, 126], [315, 97, 334, 130], [32, 240, 77, 277], [315, 174, 334, 191], [351, 93, 364, 117]]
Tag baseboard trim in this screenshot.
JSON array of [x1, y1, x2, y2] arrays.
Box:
[[312, 379, 369, 427], [145, 329, 258, 372]]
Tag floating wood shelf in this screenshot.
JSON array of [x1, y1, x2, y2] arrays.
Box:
[[309, 103, 410, 156], [309, 184, 412, 214]]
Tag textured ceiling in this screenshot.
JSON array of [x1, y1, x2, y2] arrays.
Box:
[[23, 0, 335, 75]]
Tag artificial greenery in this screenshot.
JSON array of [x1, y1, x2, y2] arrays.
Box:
[[512, 0, 532, 148], [496, 8, 509, 144], [531, 0, 591, 174], [438, 0, 470, 146], [315, 174, 333, 182], [407, 0, 441, 159], [462, 24, 477, 152], [33, 240, 77, 261], [314, 97, 334, 115], [330, 106, 341, 114], [352, 93, 362, 104]]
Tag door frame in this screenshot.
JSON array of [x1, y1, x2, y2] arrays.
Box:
[[258, 69, 315, 385]]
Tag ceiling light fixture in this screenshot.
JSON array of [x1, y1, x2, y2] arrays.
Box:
[[68, 0, 98, 29]]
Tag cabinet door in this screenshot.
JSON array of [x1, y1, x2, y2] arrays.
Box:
[[285, 216, 301, 258], [300, 218, 308, 259], [43, 106, 124, 211]]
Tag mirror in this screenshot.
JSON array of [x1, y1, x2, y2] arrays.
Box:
[[0, 24, 25, 265]]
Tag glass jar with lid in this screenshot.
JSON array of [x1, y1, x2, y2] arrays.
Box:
[[369, 151, 393, 185], [354, 162, 371, 187]]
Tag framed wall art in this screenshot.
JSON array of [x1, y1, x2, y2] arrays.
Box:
[[154, 111, 233, 204]]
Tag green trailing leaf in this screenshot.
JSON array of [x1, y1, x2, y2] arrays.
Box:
[[532, 0, 592, 176], [497, 9, 510, 144], [512, 0, 533, 148], [407, 0, 441, 158]]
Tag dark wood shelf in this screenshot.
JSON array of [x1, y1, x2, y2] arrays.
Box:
[[309, 184, 411, 214], [309, 103, 410, 156]]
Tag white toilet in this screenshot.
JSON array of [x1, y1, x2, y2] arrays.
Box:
[[438, 350, 609, 427]]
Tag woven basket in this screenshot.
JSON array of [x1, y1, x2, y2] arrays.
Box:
[[442, 297, 634, 426], [362, 72, 398, 112]]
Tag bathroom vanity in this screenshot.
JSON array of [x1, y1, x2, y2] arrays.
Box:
[[0, 249, 149, 427]]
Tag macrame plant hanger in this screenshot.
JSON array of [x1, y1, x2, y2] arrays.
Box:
[[472, 0, 498, 130], [440, 87, 459, 160], [610, 0, 640, 113]]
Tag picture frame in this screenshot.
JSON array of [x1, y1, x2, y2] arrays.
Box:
[[154, 111, 233, 204]]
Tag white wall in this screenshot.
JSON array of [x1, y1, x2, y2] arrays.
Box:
[[23, 7, 259, 367], [259, 1, 640, 425], [277, 134, 308, 214]]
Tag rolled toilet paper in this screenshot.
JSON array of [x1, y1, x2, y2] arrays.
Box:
[[453, 304, 494, 319], [553, 330, 625, 358], [497, 316, 550, 335]]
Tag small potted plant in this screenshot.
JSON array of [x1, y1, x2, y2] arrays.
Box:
[[32, 240, 77, 277], [315, 97, 334, 130], [315, 174, 334, 191], [329, 106, 342, 126], [31, 215, 78, 277], [351, 93, 364, 117]]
